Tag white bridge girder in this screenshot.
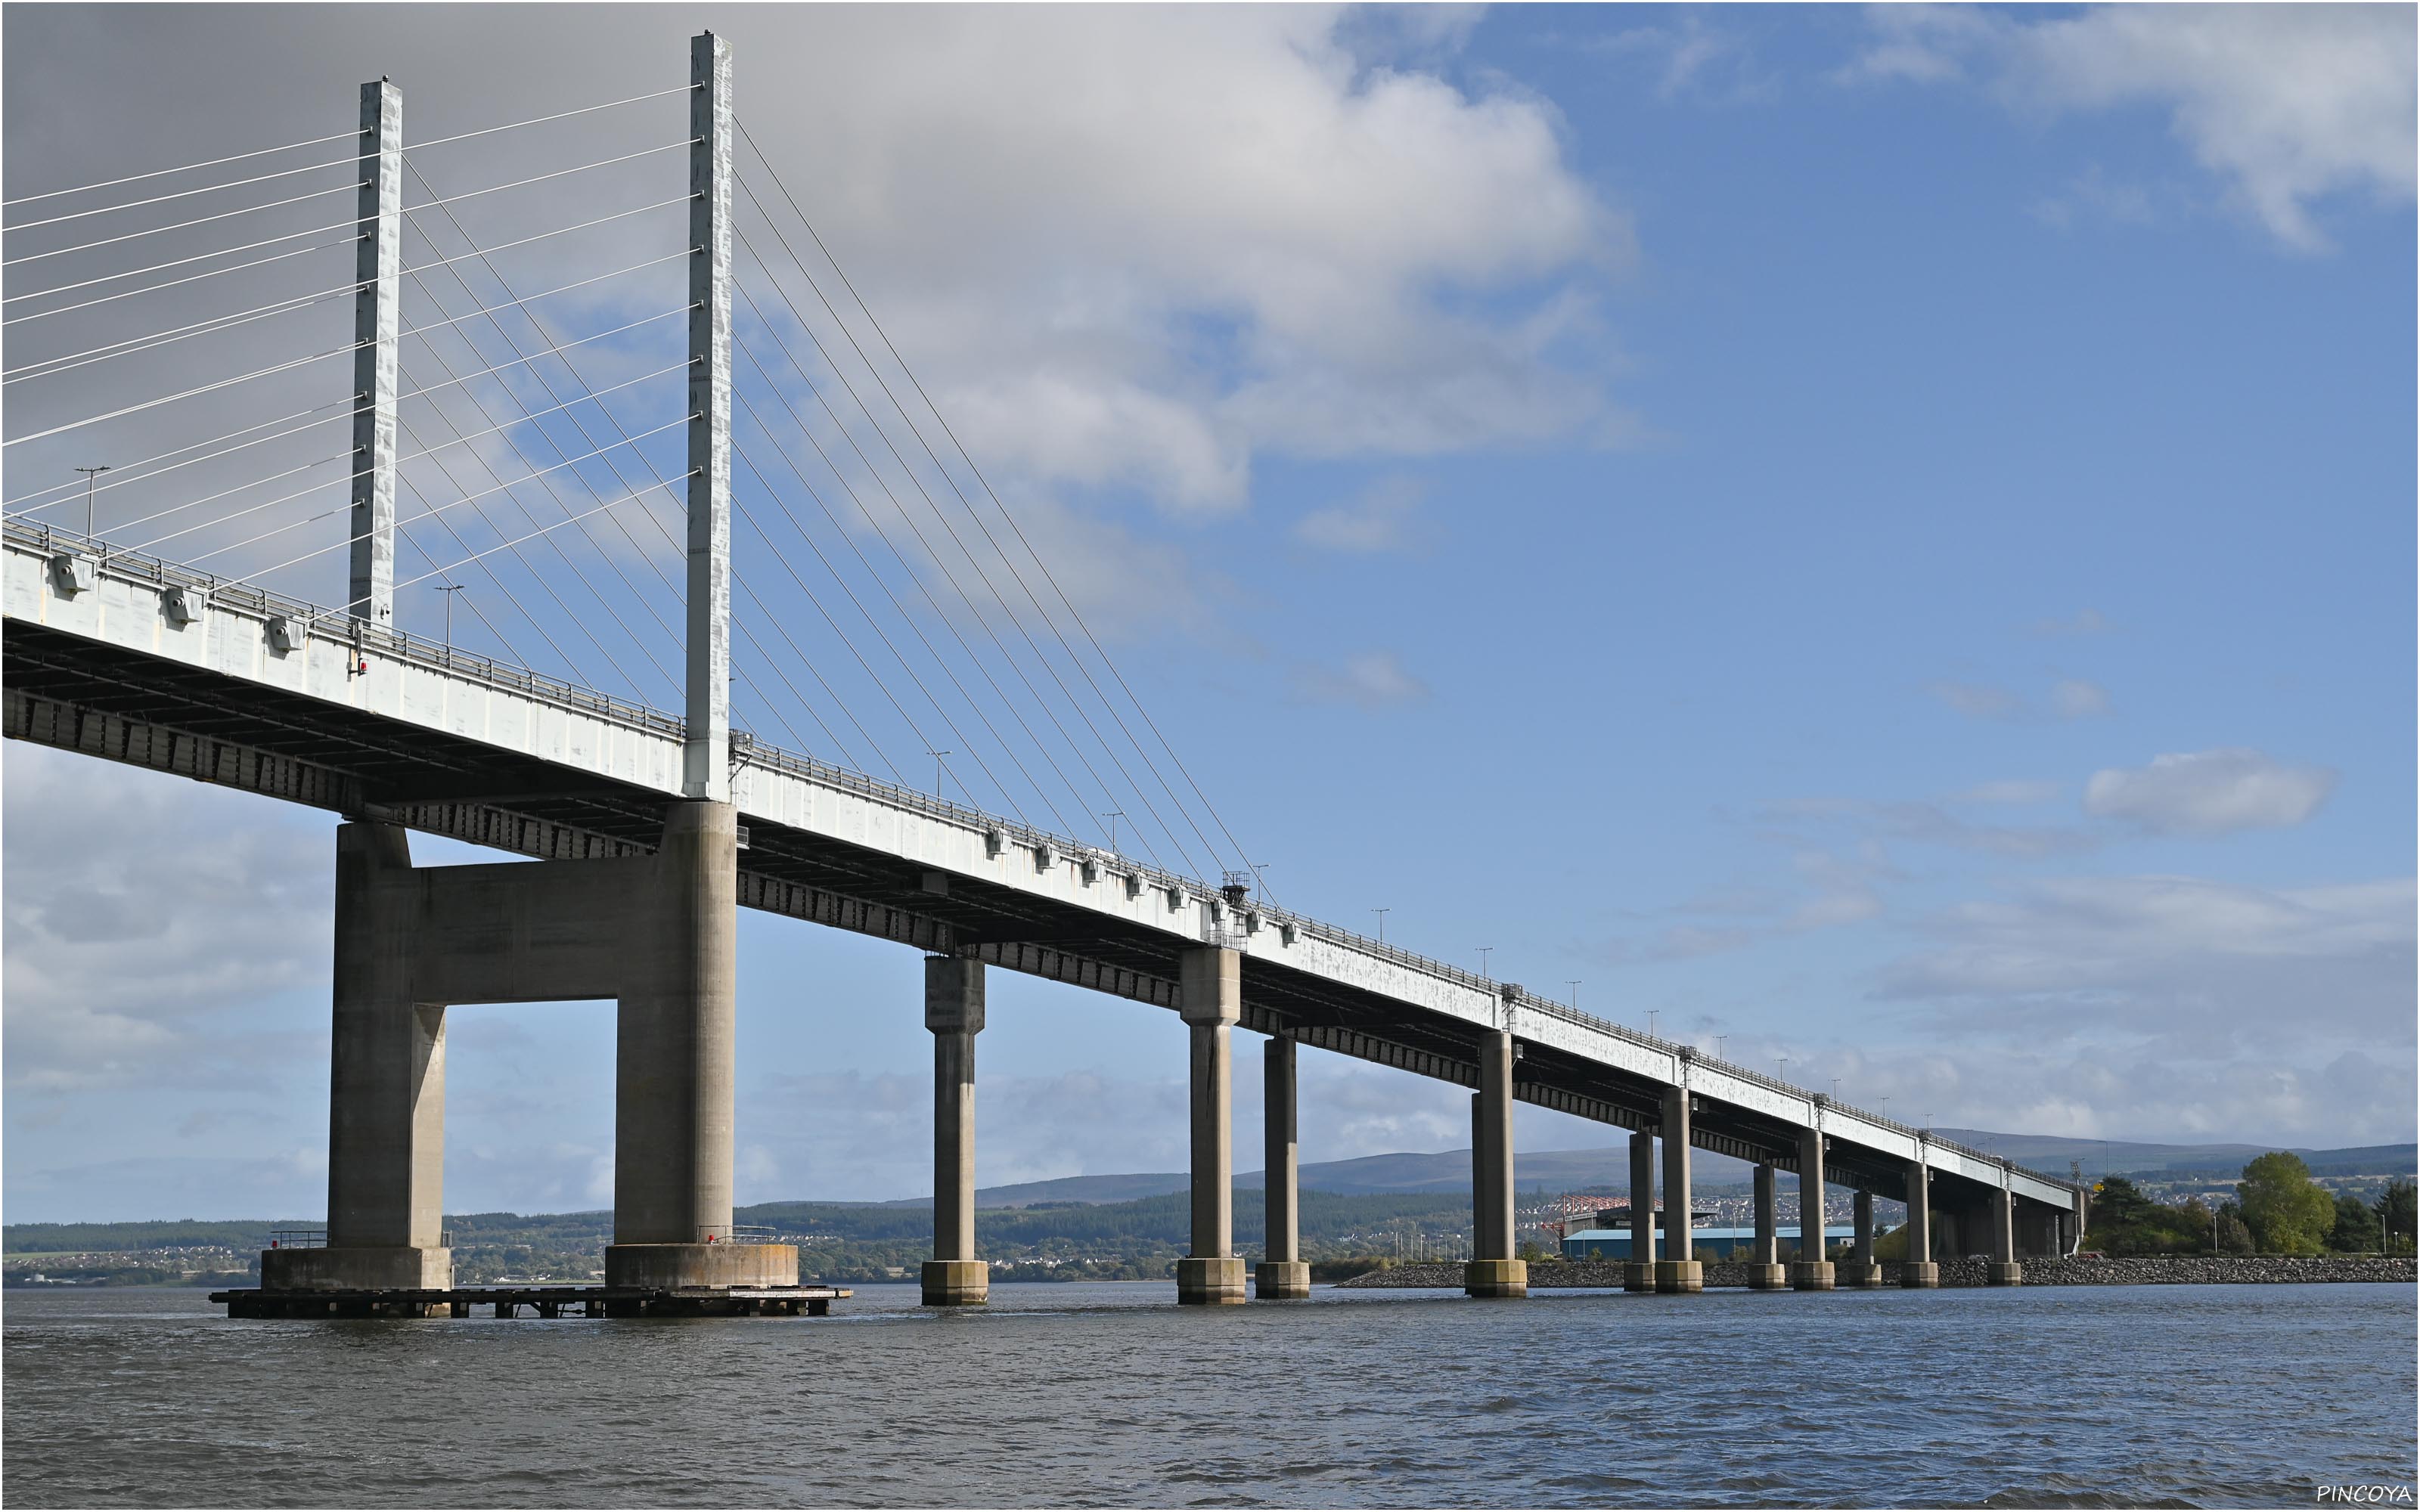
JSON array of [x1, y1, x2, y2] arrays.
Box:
[[2, 525, 2080, 1216]]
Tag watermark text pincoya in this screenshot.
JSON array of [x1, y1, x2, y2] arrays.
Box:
[[2319, 1488, 2413, 1505]]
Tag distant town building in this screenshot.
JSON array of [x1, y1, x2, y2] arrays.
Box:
[[1560, 1225, 1855, 1261]]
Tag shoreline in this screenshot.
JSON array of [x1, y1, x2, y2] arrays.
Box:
[[1336, 1255, 2419, 1288]]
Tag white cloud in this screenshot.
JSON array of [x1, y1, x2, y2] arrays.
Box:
[[2084, 748, 2338, 835], [1925, 676, 2110, 722], [2050, 677, 2111, 720], [2029, 607, 2111, 637], [1844, 4, 2418, 250], [1294, 472, 1426, 553], [1291, 649, 1432, 708]]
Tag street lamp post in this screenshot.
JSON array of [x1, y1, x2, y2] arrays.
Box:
[[433, 583, 465, 649], [928, 749, 951, 801], [76, 465, 110, 542], [1102, 810, 1124, 851], [1373, 907, 1389, 943]]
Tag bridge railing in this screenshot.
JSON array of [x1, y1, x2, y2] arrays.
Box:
[[6, 522, 2065, 1197], [5, 521, 684, 739]]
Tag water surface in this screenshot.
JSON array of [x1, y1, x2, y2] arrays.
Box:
[[6, 1281, 2412, 1506]]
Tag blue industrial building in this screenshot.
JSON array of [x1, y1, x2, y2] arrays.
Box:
[[1561, 1225, 1856, 1261]]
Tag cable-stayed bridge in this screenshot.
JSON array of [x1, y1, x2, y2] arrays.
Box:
[[2, 34, 2080, 1315]]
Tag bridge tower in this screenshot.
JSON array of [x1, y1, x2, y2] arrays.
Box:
[[261, 33, 794, 1309]]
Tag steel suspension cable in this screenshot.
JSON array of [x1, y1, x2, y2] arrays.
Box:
[[161, 414, 690, 562], [3, 237, 352, 326], [5, 280, 359, 386], [402, 85, 693, 153], [390, 459, 599, 692], [402, 141, 694, 220], [5, 126, 358, 208], [734, 588, 874, 774], [392, 171, 700, 696], [2, 400, 352, 513], [0, 179, 365, 266], [733, 231, 1199, 875], [734, 384, 1081, 839], [396, 398, 660, 702], [3, 153, 365, 233], [388, 478, 688, 596], [737, 125, 1263, 889], [734, 314, 1176, 872], [394, 521, 534, 671], [731, 442, 1027, 820], [4, 212, 361, 284]]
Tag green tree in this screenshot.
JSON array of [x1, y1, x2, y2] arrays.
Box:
[[2214, 1201, 2254, 1255], [2376, 1179, 2417, 1256], [2236, 1152, 2337, 1254], [2328, 1191, 2384, 1253]]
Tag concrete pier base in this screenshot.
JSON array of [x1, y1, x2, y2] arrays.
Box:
[[1624, 1262, 1657, 1293], [1987, 1261, 2025, 1287], [1654, 1259, 1704, 1294], [1900, 1261, 1941, 1288], [1177, 1256, 1248, 1305], [1792, 1260, 1836, 1291], [921, 1259, 989, 1306], [1841, 1261, 1885, 1289], [1463, 1259, 1528, 1298], [262, 1246, 451, 1291], [1254, 1260, 1311, 1300], [603, 1243, 796, 1290], [1743, 1262, 1789, 1290]]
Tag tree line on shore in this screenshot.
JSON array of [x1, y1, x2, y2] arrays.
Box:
[[2083, 1153, 2415, 1257]]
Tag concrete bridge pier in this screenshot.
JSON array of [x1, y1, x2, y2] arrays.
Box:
[[1745, 1164, 1786, 1289], [1624, 1130, 1655, 1292], [1463, 1028, 1526, 1298], [1792, 1126, 1835, 1290], [1988, 1183, 2024, 1286], [268, 802, 795, 1299], [1176, 947, 1246, 1304], [1901, 1156, 1939, 1287], [1255, 1035, 1311, 1300], [1655, 1085, 1702, 1293], [921, 956, 987, 1306], [1843, 1189, 1884, 1287]]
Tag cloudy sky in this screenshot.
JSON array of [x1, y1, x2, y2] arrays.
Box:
[[3, 5, 2412, 1223]]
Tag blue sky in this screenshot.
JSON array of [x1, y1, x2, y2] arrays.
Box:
[[3, 5, 2412, 1222]]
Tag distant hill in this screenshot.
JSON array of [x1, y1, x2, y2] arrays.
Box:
[[953, 1135, 2418, 1207]]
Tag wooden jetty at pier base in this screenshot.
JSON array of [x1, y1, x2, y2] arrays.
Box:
[[209, 1284, 851, 1319]]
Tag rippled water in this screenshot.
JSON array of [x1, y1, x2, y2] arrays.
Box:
[[6, 1281, 2412, 1507]]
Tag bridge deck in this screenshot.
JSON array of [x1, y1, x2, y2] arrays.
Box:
[[3, 521, 2079, 1216]]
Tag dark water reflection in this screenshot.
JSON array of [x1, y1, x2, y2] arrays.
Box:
[[5, 1281, 2412, 1507]]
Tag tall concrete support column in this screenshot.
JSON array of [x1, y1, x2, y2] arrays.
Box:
[[1464, 1029, 1526, 1298], [1745, 1163, 1786, 1289], [1843, 1188, 1883, 1287], [273, 821, 451, 1292], [1793, 1124, 1835, 1290], [1655, 1086, 1702, 1293], [1624, 1129, 1655, 1292], [684, 30, 734, 804], [1901, 1156, 1939, 1287], [1255, 1035, 1309, 1299], [1988, 1182, 2024, 1286], [604, 801, 758, 1287], [921, 956, 987, 1306], [1176, 947, 1245, 1304], [346, 79, 401, 629]]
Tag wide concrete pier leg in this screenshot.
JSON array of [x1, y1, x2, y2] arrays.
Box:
[[922, 957, 988, 1306], [1792, 1126, 1835, 1290], [1988, 1185, 2024, 1286], [271, 822, 452, 1293], [1177, 948, 1246, 1305], [1255, 1036, 1310, 1300], [1464, 1029, 1527, 1298], [1745, 1163, 1786, 1290], [1843, 1189, 1883, 1287], [1655, 1086, 1702, 1293], [1625, 1129, 1656, 1292], [605, 802, 793, 1290], [1901, 1157, 1938, 1287]]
